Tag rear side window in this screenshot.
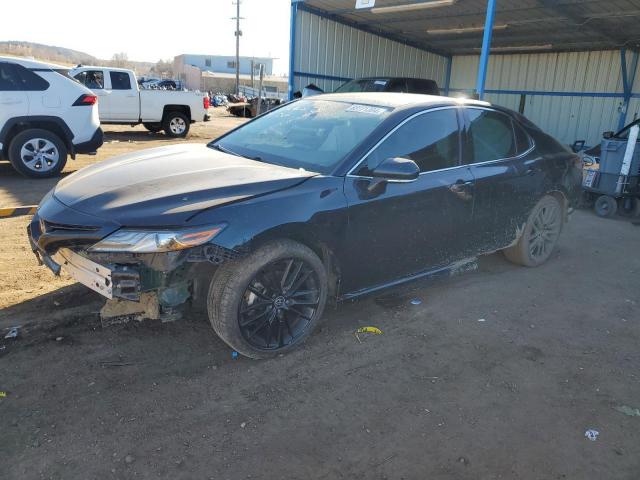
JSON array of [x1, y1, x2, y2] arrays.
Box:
[[110, 71, 131, 90], [0, 63, 22, 91], [74, 70, 104, 89], [513, 120, 532, 154], [466, 109, 515, 163], [0, 63, 49, 91], [362, 108, 460, 174]]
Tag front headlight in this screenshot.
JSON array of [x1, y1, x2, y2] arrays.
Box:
[[88, 224, 226, 253]]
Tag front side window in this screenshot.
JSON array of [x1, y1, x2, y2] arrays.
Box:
[[359, 108, 460, 174], [74, 70, 104, 89], [110, 71, 131, 90], [212, 99, 392, 174], [466, 109, 515, 163]]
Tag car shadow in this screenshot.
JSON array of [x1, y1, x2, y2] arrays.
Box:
[[0, 283, 103, 333], [103, 130, 178, 143], [0, 163, 78, 206]]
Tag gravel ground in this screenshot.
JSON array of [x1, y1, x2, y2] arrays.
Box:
[[0, 109, 639, 479]]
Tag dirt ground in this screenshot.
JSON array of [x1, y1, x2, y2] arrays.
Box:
[[1, 109, 639, 479]]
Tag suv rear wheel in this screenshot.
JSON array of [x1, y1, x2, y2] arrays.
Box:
[[162, 112, 190, 138], [8, 129, 68, 178]]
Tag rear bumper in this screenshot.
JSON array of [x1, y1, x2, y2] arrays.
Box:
[[74, 127, 104, 155]]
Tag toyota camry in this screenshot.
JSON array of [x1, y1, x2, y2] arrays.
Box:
[[28, 93, 582, 358]]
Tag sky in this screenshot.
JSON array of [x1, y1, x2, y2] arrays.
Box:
[[2, 0, 292, 75]]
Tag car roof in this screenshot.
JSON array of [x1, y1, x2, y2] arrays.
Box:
[[311, 92, 491, 109], [0, 55, 68, 70]]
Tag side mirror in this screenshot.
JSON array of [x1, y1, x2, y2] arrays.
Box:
[[603, 131, 614, 139], [371, 157, 420, 181]]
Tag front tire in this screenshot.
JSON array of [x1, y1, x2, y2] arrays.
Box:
[[8, 129, 68, 178], [207, 240, 328, 359], [162, 112, 190, 138], [143, 122, 162, 133], [503, 195, 564, 267]]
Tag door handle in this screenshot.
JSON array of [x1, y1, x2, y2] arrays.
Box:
[[0, 100, 21, 105], [455, 179, 474, 186]]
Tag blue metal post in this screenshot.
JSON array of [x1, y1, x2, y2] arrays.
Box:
[[618, 48, 639, 130], [444, 56, 452, 96], [288, 0, 302, 101], [475, 0, 497, 100]]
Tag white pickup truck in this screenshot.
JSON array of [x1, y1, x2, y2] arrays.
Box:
[[69, 66, 210, 137]]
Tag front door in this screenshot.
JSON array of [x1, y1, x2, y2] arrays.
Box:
[[74, 69, 110, 120], [342, 107, 476, 294], [107, 71, 138, 121]]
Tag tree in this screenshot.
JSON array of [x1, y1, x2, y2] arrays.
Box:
[[110, 52, 130, 68], [151, 59, 174, 79]]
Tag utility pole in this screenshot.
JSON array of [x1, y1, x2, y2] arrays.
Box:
[[232, 0, 243, 95]]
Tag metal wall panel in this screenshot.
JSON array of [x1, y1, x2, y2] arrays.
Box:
[[450, 51, 635, 146], [293, 8, 449, 94]]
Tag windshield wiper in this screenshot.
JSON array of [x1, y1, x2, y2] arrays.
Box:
[[211, 143, 240, 157], [212, 143, 266, 164]]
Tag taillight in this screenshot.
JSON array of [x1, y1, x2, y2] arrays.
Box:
[[72, 94, 98, 106], [203, 96, 210, 109]]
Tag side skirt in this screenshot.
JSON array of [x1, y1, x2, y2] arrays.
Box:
[[338, 257, 478, 302]]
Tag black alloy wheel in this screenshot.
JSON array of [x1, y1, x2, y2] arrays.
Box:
[[238, 258, 321, 350]]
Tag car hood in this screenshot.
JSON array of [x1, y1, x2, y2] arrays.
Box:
[[54, 144, 316, 226]]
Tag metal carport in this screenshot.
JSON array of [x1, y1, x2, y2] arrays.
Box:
[[288, 0, 640, 146]]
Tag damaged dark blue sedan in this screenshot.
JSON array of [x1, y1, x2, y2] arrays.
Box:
[[28, 93, 582, 358]]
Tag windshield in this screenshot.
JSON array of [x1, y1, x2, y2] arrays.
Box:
[[210, 99, 392, 174], [335, 79, 390, 93]]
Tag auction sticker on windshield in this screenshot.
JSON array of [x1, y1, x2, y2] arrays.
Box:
[[346, 104, 390, 115]]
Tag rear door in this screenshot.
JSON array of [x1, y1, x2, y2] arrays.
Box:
[[106, 71, 139, 121], [462, 107, 536, 252], [74, 69, 110, 119], [0, 62, 29, 132], [343, 107, 476, 293]]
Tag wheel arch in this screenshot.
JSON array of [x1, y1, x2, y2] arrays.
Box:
[[162, 105, 192, 123], [248, 224, 343, 302], [0, 116, 74, 158], [546, 188, 569, 225]]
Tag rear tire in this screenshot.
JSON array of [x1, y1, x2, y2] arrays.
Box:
[[8, 129, 68, 178], [162, 112, 190, 138], [503, 195, 564, 267], [143, 123, 162, 133], [594, 195, 617, 217], [207, 240, 328, 359]]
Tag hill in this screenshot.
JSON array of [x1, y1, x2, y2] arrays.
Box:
[[0, 41, 97, 66], [0, 41, 155, 74]]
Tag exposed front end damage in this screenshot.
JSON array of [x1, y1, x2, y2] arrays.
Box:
[[29, 214, 243, 322]]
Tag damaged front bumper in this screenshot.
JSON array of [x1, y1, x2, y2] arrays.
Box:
[[27, 213, 241, 315]]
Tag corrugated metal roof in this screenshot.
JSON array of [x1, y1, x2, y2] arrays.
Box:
[[304, 0, 640, 55]]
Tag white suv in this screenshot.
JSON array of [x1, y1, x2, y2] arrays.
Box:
[[0, 56, 103, 178]]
